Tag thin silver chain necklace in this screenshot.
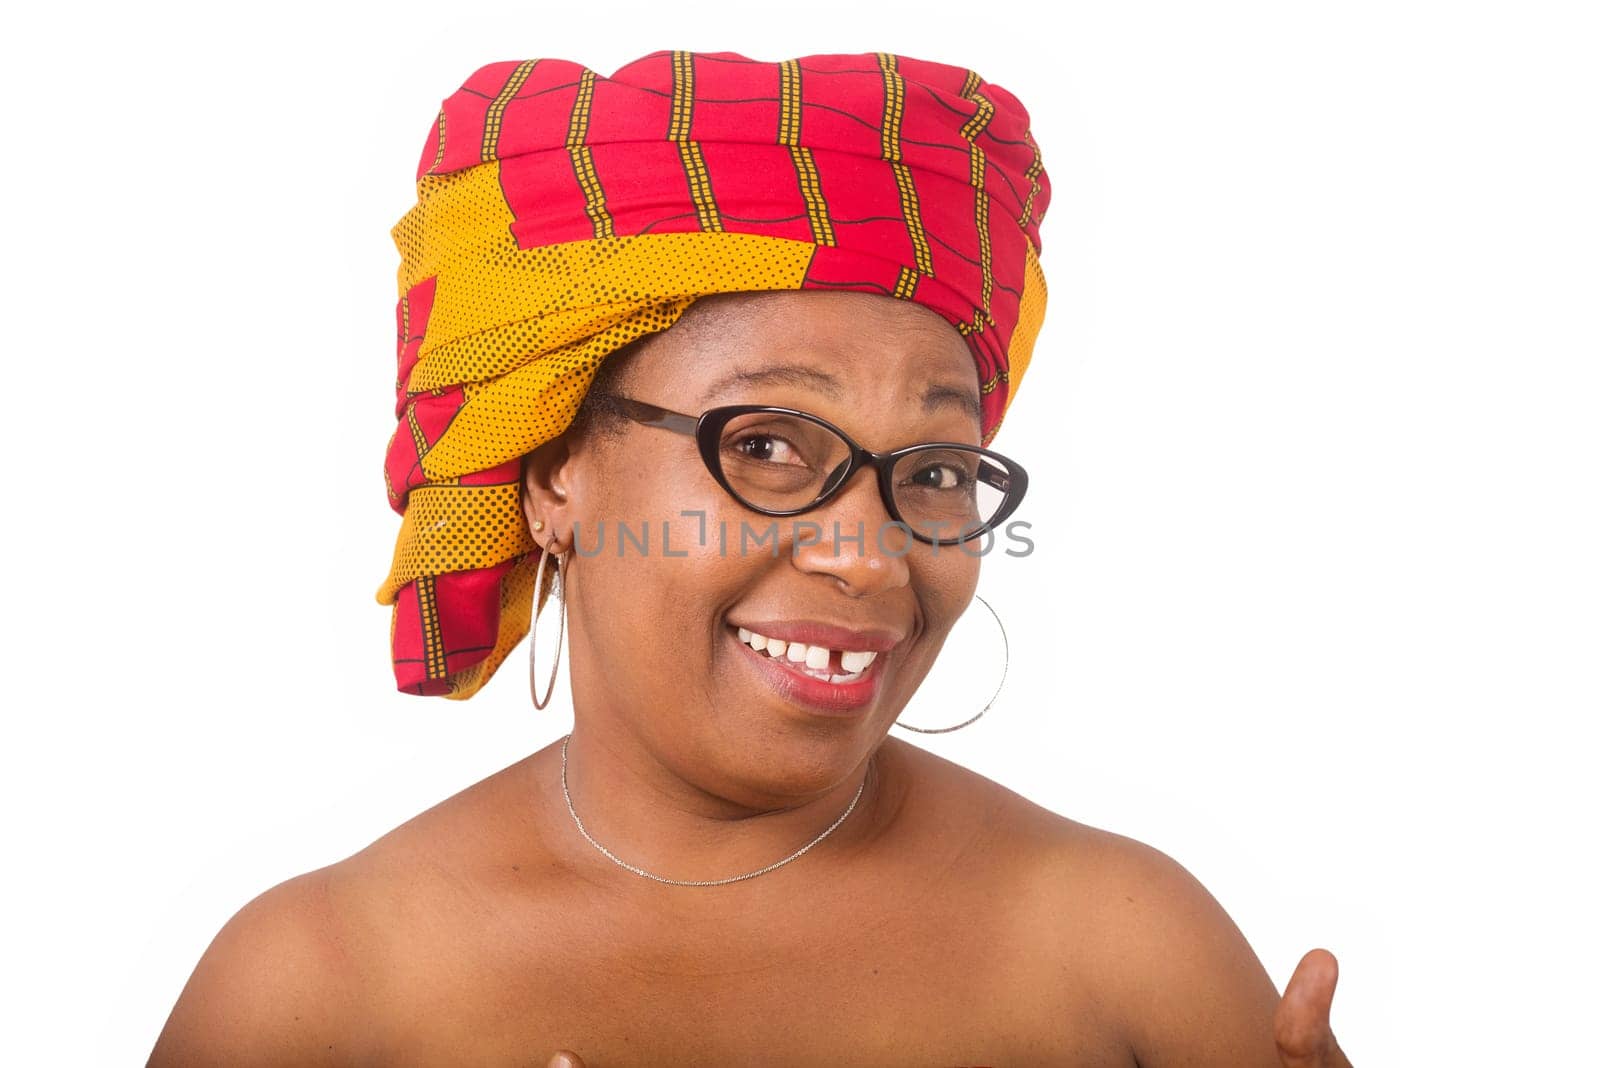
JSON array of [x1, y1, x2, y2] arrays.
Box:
[[559, 733, 870, 887]]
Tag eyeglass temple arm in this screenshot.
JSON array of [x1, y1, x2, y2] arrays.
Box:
[[596, 393, 700, 437]]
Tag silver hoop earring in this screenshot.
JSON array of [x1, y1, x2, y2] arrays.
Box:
[[894, 593, 1008, 734], [529, 543, 567, 710]]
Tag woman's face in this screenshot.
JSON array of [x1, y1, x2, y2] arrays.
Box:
[[522, 290, 985, 800]]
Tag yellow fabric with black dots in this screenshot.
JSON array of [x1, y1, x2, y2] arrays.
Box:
[[375, 162, 822, 698]]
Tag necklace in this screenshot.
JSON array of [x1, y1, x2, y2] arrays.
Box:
[[559, 733, 871, 887]]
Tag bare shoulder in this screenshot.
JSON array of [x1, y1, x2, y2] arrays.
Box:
[[890, 740, 1284, 1066], [147, 757, 538, 1067], [146, 863, 380, 1067]]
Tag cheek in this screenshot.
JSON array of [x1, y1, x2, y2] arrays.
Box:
[[564, 508, 776, 725], [567, 449, 759, 646], [895, 555, 980, 674], [918, 552, 981, 626]]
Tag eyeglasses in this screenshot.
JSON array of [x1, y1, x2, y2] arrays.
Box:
[[585, 393, 1028, 546]]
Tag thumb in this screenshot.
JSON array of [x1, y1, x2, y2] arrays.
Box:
[[1274, 948, 1352, 1067], [546, 1051, 587, 1068]]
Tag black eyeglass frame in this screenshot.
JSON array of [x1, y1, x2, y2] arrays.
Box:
[[587, 392, 1029, 546]]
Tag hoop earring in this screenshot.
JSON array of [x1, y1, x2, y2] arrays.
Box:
[[893, 593, 1008, 734], [529, 543, 568, 710]]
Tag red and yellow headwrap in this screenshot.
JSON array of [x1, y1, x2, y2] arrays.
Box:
[[376, 50, 1052, 699]]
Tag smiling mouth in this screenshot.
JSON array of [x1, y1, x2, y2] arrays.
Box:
[[726, 624, 882, 685]]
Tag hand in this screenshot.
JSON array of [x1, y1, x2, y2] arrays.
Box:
[[1274, 948, 1353, 1067], [545, 1051, 587, 1068]]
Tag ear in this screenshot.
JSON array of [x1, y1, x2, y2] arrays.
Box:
[[519, 430, 584, 553]]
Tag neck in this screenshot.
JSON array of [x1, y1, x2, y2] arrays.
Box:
[[547, 719, 894, 890]]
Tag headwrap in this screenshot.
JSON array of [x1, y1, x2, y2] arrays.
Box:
[[377, 50, 1053, 699]]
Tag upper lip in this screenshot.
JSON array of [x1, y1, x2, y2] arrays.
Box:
[[729, 619, 905, 653]]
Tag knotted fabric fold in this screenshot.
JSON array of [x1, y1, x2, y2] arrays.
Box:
[[376, 50, 1053, 699]]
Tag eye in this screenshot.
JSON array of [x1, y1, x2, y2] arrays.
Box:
[[904, 461, 972, 490], [727, 431, 806, 466]]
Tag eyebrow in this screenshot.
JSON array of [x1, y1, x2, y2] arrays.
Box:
[[702, 365, 843, 401], [922, 382, 984, 426], [701, 364, 983, 426]]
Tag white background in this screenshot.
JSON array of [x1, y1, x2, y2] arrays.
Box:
[[3, 1, 1595, 1063]]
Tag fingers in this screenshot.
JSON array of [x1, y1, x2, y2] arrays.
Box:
[[546, 1051, 587, 1068], [1274, 948, 1353, 1067]]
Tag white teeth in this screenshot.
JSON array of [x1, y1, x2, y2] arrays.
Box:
[[840, 650, 877, 673], [736, 627, 882, 682]]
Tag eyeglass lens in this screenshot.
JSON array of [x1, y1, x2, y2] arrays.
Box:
[[715, 411, 1013, 537]]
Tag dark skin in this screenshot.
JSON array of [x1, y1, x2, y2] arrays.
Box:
[[149, 291, 1352, 1067]]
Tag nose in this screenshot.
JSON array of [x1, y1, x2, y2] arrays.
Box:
[[788, 463, 911, 597]]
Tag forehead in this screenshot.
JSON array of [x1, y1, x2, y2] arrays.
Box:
[[623, 290, 979, 410]]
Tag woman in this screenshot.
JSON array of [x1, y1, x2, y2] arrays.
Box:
[[150, 50, 1352, 1066]]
